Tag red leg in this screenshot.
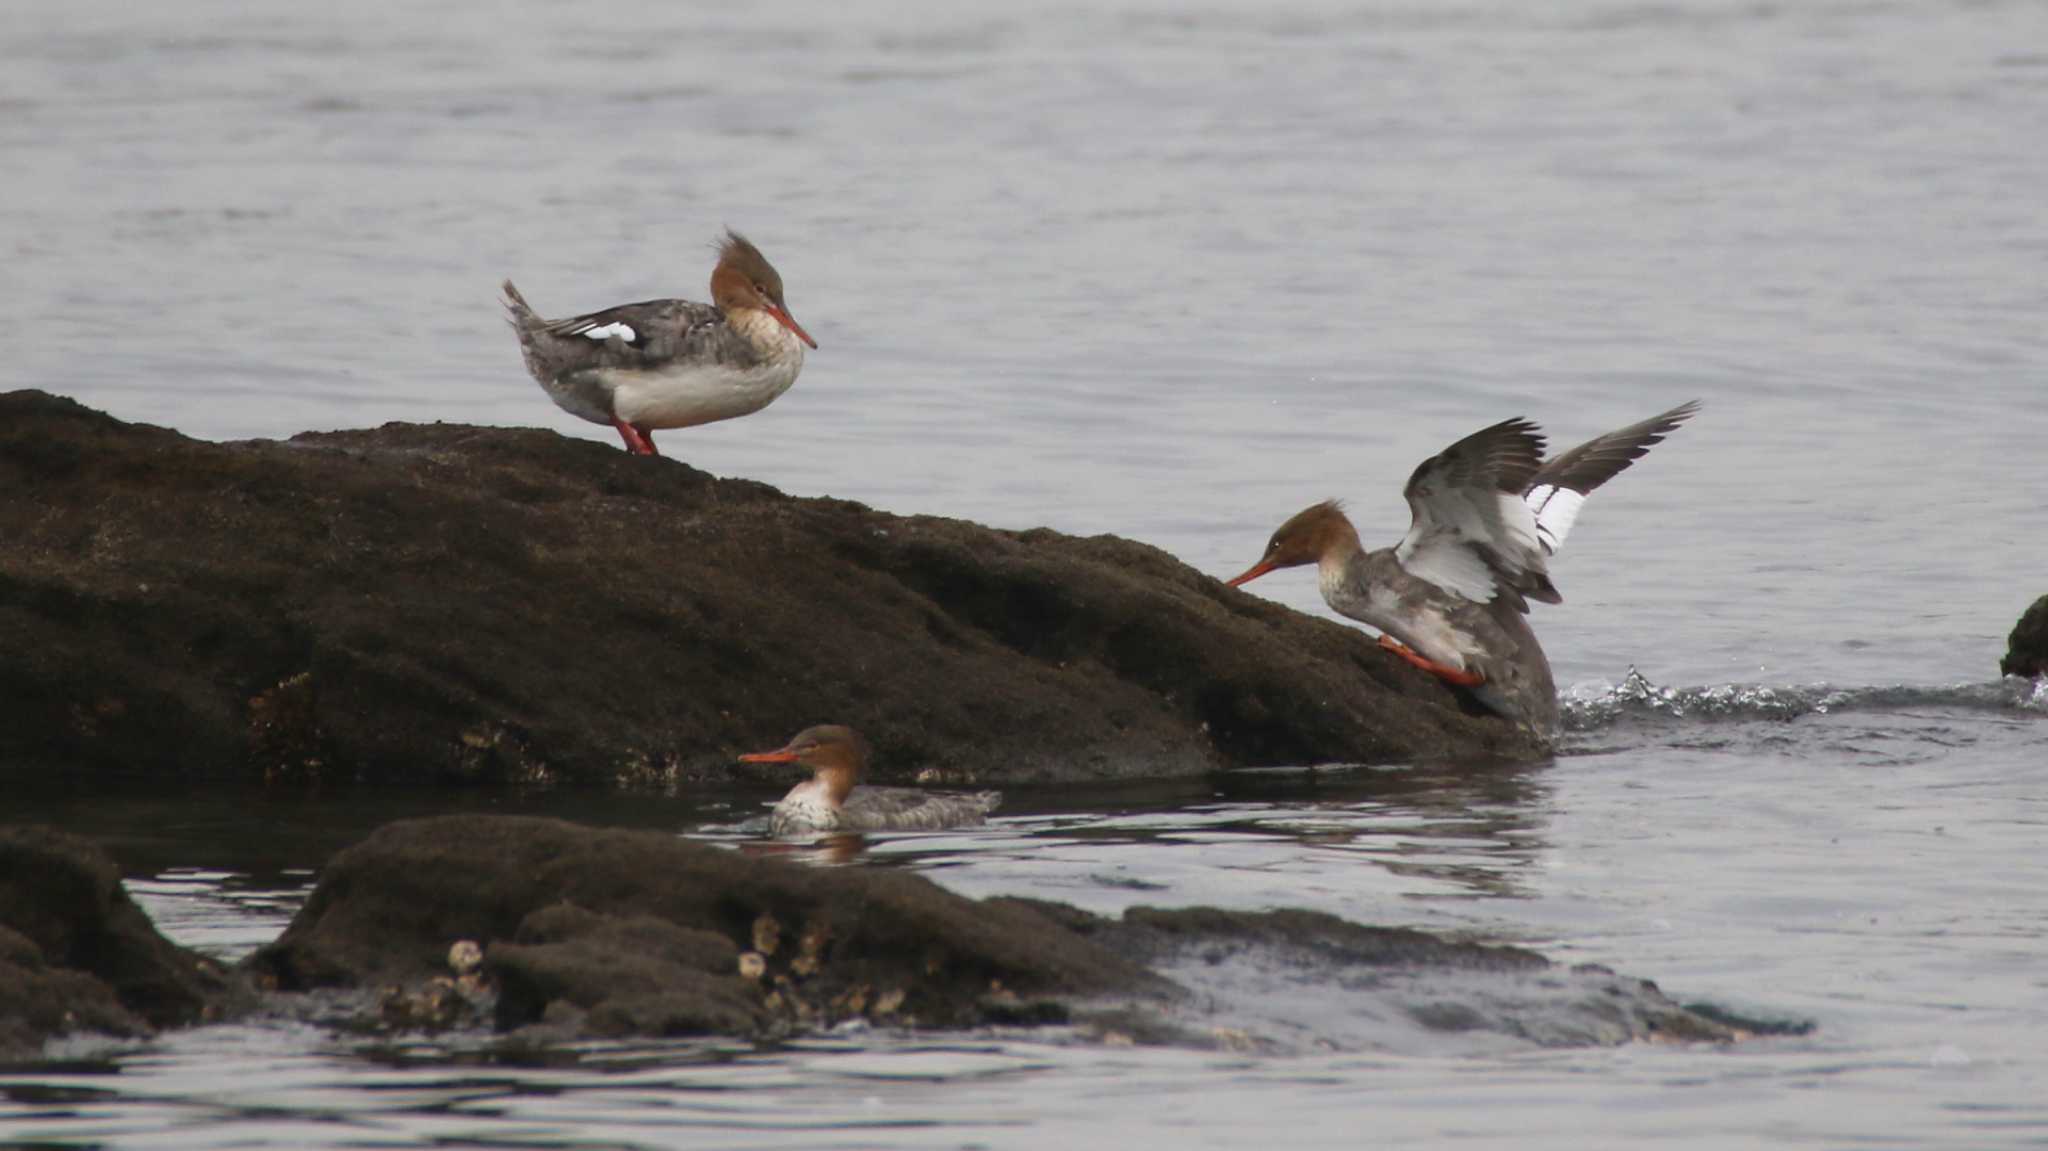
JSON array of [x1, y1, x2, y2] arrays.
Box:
[[611, 420, 660, 456], [1378, 634, 1485, 687]]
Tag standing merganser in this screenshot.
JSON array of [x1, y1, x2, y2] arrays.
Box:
[[501, 230, 816, 456], [738, 725, 1002, 835], [1227, 402, 1699, 733]]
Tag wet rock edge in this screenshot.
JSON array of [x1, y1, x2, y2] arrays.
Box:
[[2001, 594, 2048, 679], [0, 815, 1771, 1060]]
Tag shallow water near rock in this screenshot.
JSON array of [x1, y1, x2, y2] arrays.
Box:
[[6, 683, 2046, 1147], [3, 0, 2047, 1145]]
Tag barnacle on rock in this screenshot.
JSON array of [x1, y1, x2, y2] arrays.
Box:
[[751, 914, 781, 956]]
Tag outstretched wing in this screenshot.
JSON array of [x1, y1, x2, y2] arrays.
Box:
[[1524, 400, 1700, 555], [1393, 402, 1701, 611], [1394, 417, 1549, 609]]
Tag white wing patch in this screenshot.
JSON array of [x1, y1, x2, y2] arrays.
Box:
[[1494, 489, 1542, 556], [581, 322, 636, 342], [1525, 484, 1586, 555], [1399, 531, 1498, 603]]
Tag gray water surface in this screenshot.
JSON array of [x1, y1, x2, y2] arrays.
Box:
[[4, 0, 2047, 1146]]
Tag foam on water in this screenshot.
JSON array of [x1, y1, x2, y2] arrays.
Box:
[[1561, 669, 2048, 729]]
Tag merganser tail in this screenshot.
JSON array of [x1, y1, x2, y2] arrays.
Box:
[[501, 279, 543, 332]]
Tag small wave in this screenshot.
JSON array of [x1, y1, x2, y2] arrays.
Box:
[[1560, 669, 2046, 730]]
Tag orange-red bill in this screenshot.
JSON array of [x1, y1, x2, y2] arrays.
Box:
[[1226, 560, 1276, 588], [767, 304, 817, 349], [738, 749, 801, 764]]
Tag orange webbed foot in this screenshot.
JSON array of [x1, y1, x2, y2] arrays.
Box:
[[612, 420, 660, 456], [1377, 634, 1485, 688]]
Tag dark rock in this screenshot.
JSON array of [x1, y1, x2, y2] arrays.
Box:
[[0, 390, 1539, 787], [378, 975, 487, 1032], [246, 815, 1750, 1050], [2002, 594, 2048, 678], [248, 815, 1176, 1035], [514, 903, 742, 972], [583, 992, 762, 1039], [490, 906, 757, 1035], [0, 926, 148, 1060], [0, 826, 240, 1059]]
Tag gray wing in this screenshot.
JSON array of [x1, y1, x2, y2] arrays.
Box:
[[840, 788, 1000, 831], [505, 287, 756, 378], [1394, 417, 1552, 610], [1523, 401, 1700, 555]]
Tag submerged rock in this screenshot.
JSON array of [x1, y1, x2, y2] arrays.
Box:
[[0, 390, 1538, 788], [1094, 906, 1738, 1049], [247, 815, 1748, 1050], [2002, 594, 2048, 678], [0, 826, 241, 1060], [248, 815, 1176, 1036]]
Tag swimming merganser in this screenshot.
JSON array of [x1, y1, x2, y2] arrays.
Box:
[[1227, 402, 1699, 732], [738, 725, 1001, 835], [501, 230, 816, 456]]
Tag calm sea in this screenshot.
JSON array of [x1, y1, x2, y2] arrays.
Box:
[[3, 0, 2045, 1145]]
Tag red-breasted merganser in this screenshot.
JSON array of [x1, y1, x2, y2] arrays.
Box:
[[501, 230, 816, 456], [1227, 402, 1699, 733], [738, 725, 1001, 835]]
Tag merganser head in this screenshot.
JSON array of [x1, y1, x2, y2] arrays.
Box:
[[709, 230, 817, 349], [1227, 500, 1358, 587], [738, 724, 867, 806]]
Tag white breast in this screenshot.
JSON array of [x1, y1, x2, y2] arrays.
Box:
[[770, 779, 841, 834], [603, 345, 804, 430]]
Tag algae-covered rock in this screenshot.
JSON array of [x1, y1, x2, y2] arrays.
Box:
[[0, 389, 1539, 786], [2002, 594, 2048, 678], [247, 815, 1757, 1050], [0, 826, 241, 1059], [247, 814, 1174, 1035]]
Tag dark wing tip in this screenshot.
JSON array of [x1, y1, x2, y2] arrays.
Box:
[[1471, 417, 1549, 490], [1645, 398, 1703, 436], [1530, 401, 1700, 495], [1404, 416, 1548, 503], [1617, 399, 1702, 450]]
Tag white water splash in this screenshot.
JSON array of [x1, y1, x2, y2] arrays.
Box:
[[1560, 669, 2047, 730]]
